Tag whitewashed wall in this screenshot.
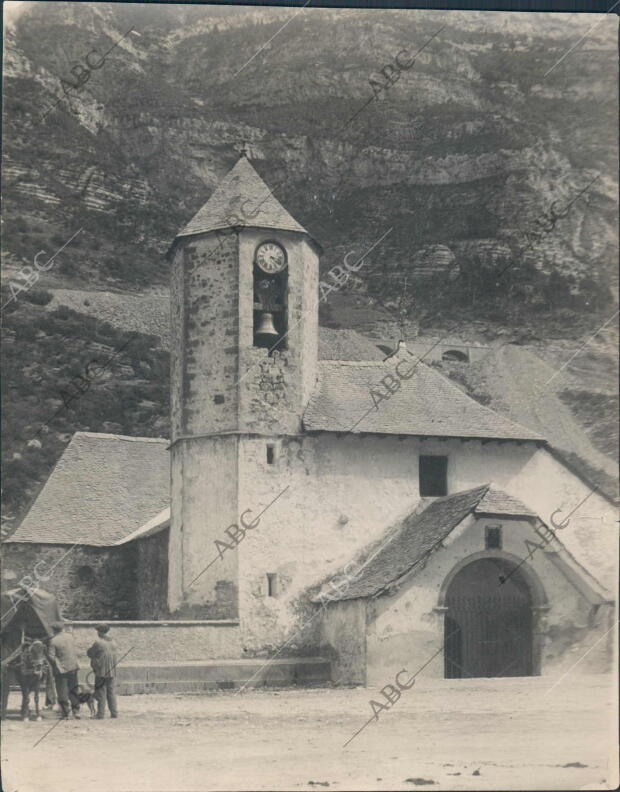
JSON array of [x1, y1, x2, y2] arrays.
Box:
[[237, 433, 617, 653], [365, 515, 613, 685]]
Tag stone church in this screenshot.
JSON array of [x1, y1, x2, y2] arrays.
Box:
[[4, 156, 616, 686]]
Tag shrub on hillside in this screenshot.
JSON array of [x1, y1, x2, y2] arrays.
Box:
[[61, 258, 79, 277], [53, 305, 72, 320], [24, 289, 53, 306], [15, 323, 38, 342]]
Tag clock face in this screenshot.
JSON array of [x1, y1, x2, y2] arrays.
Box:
[[255, 242, 287, 274]]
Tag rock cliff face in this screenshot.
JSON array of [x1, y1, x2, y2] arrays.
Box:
[[3, 4, 617, 303], [1, 5, 618, 525]]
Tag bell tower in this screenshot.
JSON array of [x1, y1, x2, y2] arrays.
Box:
[[167, 155, 320, 616]]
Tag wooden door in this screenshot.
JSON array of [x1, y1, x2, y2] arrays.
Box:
[[444, 558, 532, 678]]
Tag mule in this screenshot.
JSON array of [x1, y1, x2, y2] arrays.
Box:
[[15, 640, 53, 721]]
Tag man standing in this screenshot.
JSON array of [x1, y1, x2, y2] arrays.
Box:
[[47, 622, 80, 719], [87, 624, 118, 719]]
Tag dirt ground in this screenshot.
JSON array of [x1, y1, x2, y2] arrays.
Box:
[[2, 674, 617, 792]]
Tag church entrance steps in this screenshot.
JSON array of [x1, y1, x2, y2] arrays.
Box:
[[77, 657, 331, 694]]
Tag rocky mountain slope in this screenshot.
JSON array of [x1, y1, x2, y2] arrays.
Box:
[[2, 4, 618, 526], [3, 5, 617, 297]]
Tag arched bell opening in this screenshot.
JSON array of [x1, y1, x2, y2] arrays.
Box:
[[441, 554, 546, 679], [253, 241, 288, 352]]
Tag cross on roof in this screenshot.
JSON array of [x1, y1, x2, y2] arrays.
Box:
[[234, 140, 251, 158]]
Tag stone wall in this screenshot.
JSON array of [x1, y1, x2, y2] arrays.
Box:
[[3, 533, 170, 622], [238, 228, 318, 435], [169, 436, 239, 618], [168, 226, 243, 618], [170, 231, 240, 438], [168, 225, 319, 618], [320, 599, 367, 685], [170, 227, 318, 438], [68, 620, 241, 663], [1, 543, 137, 620], [135, 529, 169, 619], [407, 342, 490, 365]]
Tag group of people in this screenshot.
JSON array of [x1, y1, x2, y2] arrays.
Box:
[[47, 622, 119, 719]]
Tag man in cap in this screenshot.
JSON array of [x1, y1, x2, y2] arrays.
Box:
[[47, 621, 80, 719], [87, 624, 118, 719]]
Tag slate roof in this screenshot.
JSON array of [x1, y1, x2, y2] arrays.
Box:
[[317, 485, 536, 601], [113, 507, 170, 546], [303, 360, 544, 441], [6, 433, 170, 546], [476, 487, 536, 517], [318, 328, 384, 361], [175, 157, 309, 241]]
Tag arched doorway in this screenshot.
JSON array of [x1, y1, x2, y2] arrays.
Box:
[[444, 557, 533, 678]]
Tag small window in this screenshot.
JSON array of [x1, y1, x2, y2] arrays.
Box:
[[419, 456, 448, 497], [486, 526, 502, 550], [266, 443, 275, 465], [266, 573, 278, 597], [213, 394, 225, 404]]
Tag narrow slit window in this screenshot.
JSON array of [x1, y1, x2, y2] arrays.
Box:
[[266, 443, 275, 465], [267, 573, 278, 597], [485, 526, 502, 550], [419, 455, 448, 497]]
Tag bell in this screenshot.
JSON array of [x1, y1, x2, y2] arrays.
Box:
[[256, 312, 279, 339]]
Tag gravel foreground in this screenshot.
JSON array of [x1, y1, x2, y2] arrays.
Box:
[[2, 674, 617, 792]]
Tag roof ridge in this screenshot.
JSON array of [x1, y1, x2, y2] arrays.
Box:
[[114, 506, 171, 546], [317, 484, 496, 603], [73, 431, 169, 444], [475, 486, 537, 517], [319, 359, 385, 367], [422, 364, 545, 441], [429, 482, 490, 505]]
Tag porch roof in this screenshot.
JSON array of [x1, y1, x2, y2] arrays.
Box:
[[315, 485, 537, 602]]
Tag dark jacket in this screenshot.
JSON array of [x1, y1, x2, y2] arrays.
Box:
[[87, 635, 118, 678]]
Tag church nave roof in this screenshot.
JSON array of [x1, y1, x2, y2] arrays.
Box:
[[303, 358, 544, 442]]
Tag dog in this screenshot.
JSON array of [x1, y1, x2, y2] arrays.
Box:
[[72, 684, 97, 718]]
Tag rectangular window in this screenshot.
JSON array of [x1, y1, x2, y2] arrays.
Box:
[[485, 526, 502, 550], [266, 443, 275, 465], [419, 455, 448, 497], [266, 573, 278, 597]]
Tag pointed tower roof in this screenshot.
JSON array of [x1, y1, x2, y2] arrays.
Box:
[[175, 157, 309, 241]]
